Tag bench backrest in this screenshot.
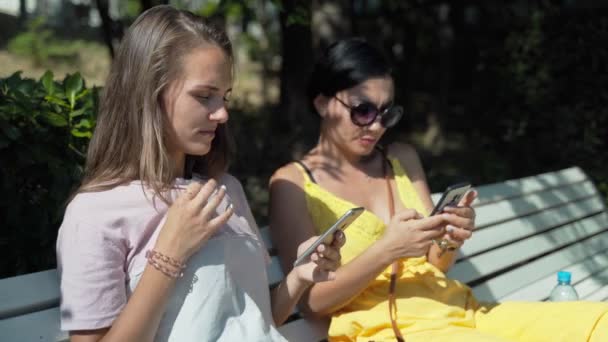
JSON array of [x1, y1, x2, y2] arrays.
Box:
[[1, 166, 607, 341]]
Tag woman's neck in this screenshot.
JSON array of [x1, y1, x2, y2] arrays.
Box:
[[172, 151, 186, 178]]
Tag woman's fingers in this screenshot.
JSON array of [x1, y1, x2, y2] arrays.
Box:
[[310, 251, 340, 271], [205, 202, 234, 233], [458, 189, 478, 207], [413, 215, 449, 230], [331, 230, 346, 248], [442, 213, 474, 230], [316, 243, 341, 262], [446, 226, 473, 241], [200, 185, 227, 219], [394, 209, 421, 222], [182, 181, 204, 201], [442, 205, 475, 219], [423, 227, 447, 240], [192, 179, 218, 208]]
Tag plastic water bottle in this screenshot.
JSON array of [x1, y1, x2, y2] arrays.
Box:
[[549, 271, 579, 302]]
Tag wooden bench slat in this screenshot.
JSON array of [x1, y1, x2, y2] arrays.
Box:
[[582, 284, 608, 302], [0, 307, 67, 342], [430, 167, 587, 206], [473, 180, 599, 228], [474, 167, 587, 206], [459, 196, 605, 258], [449, 213, 608, 285], [573, 266, 608, 300], [0, 270, 60, 319], [473, 234, 608, 302]]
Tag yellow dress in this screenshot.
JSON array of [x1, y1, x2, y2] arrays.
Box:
[[295, 158, 608, 342]]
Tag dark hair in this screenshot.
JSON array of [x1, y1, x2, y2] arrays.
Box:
[[307, 38, 391, 111]]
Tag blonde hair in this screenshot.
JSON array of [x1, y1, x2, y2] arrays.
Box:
[[77, 5, 234, 200]]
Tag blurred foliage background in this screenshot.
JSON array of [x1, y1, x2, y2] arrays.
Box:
[[1, 0, 607, 278]]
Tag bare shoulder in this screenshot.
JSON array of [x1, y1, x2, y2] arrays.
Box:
[[269, 162, 305, 189], [387, 142, 428, 183]]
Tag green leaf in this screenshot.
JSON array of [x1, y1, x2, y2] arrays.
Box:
[[41, 71, 54, 95], [69, 108, 86, 119], [70, 128, 92, 138], [45, 113, 68, 127], [64, 73, 83, 109], [74, 88, 90, 101], [73, 118, 92, 128], [44, 95, 69, 108]]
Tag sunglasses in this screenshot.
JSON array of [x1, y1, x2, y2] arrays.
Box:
[[334, 96, 404, 128]]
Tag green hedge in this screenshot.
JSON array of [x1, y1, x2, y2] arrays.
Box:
[[0, 71, 97, 277]]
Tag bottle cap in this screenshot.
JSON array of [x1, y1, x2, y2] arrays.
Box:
[[557, 271, 571, 283]]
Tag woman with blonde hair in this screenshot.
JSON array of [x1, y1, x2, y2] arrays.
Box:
[[57, 6, 344, 342]]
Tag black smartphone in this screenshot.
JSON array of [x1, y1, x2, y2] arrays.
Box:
[[430, 182, 472, 216], [293, 207, 364, 267]]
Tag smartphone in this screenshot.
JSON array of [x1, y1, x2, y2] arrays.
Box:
[[293, 207, 364, 267], [430, 182, 472, 216]]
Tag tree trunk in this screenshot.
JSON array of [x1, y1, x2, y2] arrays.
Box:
[[95, 0, 120, 58], [18, 0, 27, 25], [275, 0, 314, 157]]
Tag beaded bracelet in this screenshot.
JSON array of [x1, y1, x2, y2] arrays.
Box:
[[146, 250, 186, 269], [145, 250, 185, 279]]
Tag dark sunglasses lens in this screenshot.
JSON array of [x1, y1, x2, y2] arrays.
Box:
[[351, 103, 378, 126], [381, 106, 404, 128]]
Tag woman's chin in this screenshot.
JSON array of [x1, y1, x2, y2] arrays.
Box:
[[355, 144, 376, 157], [186, 145, 212, 156]]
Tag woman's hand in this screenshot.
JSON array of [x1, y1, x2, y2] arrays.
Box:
[[378, 209, 448, 261], [293, 230, 346, 284], [438, 190, 477, 248], [154, 180, 235, 263]]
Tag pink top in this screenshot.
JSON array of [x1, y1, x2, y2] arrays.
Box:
[[57, 174, 284, 341]]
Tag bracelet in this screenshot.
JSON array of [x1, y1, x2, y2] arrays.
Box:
[[145, 250, 185, 279], [146, 250, 186, 269], [147, 257, 184, 278]]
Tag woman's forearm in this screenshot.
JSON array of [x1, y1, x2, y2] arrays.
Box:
[[74, 266, 178, 342], [270, 270, 311, 326], [301, 241, 393, 317]]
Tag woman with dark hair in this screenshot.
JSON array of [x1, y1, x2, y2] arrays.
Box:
[[269, 38, 608, 341], [57, 6, 344, 342]]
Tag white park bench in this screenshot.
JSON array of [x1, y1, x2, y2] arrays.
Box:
[[1, 166, 607, 341]]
